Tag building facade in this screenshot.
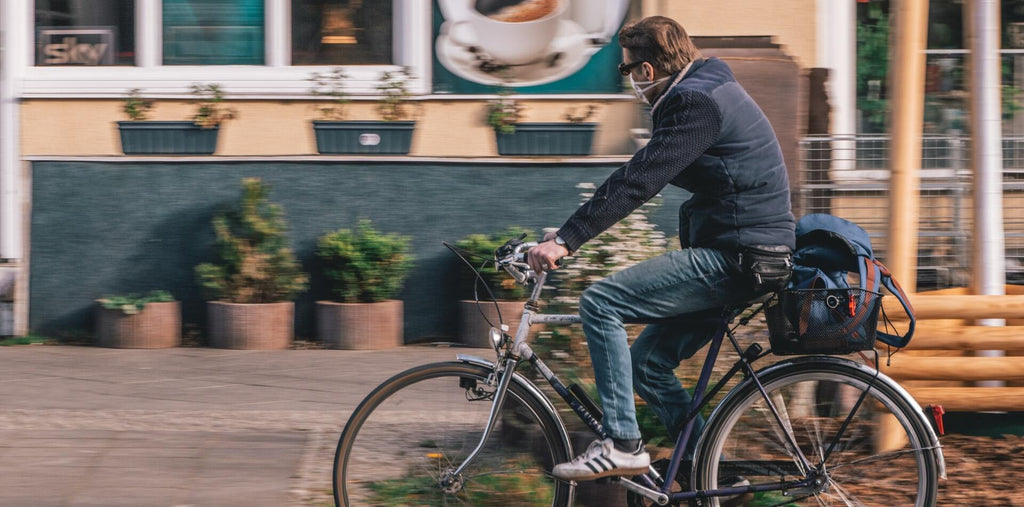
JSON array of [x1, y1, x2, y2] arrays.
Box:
[[0, 0, 834, 339]]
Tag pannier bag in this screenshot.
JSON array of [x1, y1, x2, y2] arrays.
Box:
[[765, 214, 916, 355]]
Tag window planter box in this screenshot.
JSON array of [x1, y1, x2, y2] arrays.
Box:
[[118, 121, 220, 155], [495, 122, 597, 156], [313, 121, 416, 155]]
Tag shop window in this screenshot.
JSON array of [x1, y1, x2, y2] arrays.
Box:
[[163, 0, 265, 65], [34, 0, 135, 66], [292, 0, 393, 65]]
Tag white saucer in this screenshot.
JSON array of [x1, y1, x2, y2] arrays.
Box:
[[436, 19, 601, 87]]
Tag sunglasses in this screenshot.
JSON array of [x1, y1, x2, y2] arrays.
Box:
[[618, 60, 646, 76]]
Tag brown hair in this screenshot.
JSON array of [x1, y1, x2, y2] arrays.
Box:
[[618, 16, 702, 75]]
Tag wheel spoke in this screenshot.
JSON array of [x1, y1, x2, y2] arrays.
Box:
[[692, 361, 938, 506], [335, 363, 572, 506]]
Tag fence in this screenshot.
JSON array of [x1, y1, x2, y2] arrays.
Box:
[[799, 135, 1024, 412], [798, 135, 1024, 290]]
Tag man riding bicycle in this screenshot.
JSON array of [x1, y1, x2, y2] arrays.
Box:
[[526, 15, 796, 481]]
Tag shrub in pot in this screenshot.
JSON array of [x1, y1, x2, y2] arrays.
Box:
[[454, 226, 535, 347], [315, 220, 413, 349], [195, 178, 308, 349], [95, 290, 181, 348]]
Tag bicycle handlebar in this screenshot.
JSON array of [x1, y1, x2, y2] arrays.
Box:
[[493, 236, 564, 286]]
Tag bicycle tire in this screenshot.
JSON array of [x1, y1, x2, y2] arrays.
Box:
[[693, 357, 940, 506], [334, 361, 574, 506]]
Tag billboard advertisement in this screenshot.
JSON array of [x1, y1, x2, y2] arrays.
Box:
[[433, 0, 632, 94]]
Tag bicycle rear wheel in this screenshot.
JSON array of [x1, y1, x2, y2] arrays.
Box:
[[334, 361, 573, 506], [694, 357, 939, 506]]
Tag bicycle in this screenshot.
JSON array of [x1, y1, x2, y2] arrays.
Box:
[[333, 237, 946, 506]]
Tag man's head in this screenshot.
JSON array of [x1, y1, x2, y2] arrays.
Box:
[[618, 16, 702, 81]]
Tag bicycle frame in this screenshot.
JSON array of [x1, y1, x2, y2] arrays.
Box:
[[449, 269, 847, 504]]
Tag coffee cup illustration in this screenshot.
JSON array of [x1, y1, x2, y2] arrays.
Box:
[[448, 0, 567, 65]]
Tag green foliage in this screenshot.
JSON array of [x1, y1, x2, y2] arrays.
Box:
[[195, 178, 308, 303], [550, 183, 667, 313], [455, 226, 535, 301], [189, 83, 238, 128], [1004, 85, 1024, 120], [99, 290, 174, 315], [122, 88, 154, 121], [316, 219, 413, 303], [563, 104, 598, 123], [376, 67, 416, 121], [856, 5, 890, 132], [308, 68, 350, 121], [486, 88, 523, 134]]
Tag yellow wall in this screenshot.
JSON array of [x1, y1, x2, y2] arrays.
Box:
[[649, 0, 817, 69], [21, 1, 820, 157], [21, 99, 639, 157]]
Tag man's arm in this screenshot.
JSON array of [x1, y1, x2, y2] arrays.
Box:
[[556, 90, 722, 252]]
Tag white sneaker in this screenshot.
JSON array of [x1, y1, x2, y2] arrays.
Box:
[[551, 438, 650, 481]]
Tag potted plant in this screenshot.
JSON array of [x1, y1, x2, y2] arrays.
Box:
[[310, 67, 418, 154], [195, 178, 308, 349], [488, 90, 599, 156], [117, 83, 237, 155], [315, 220, 413, 349], [95, 290, 181, 348], [454, 226, 535, 347]]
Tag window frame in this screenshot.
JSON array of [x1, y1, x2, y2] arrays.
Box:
[[19, 0, 432, 98]]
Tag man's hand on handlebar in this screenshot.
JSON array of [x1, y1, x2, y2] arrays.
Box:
[[527, 240, 569, 273]]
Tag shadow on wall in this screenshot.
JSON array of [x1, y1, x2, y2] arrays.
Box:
[[28, 162, 691, 342]]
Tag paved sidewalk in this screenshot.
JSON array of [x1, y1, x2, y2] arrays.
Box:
[[0, 344, 489, 506]]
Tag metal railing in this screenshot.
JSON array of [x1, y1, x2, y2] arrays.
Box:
[[798, 135, 1024, 290]]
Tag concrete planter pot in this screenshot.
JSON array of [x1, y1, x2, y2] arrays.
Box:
[[117, 121, 219, 155], [495, 123, 597, 156], [458, 300, 529, 348], [316, 299, 403, 349], [95, 301, 181, 348], [312, 121, 415, 154], [207, 301, 293, 350]]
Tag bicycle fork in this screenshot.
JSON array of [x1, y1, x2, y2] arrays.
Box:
[[440, 356, 520, 489]]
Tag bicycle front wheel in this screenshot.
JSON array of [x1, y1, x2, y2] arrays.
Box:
[[334, 361, 574, 506], [694, 357, 939, 506]]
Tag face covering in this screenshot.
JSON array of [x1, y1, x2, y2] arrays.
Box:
[[629, 74, 670, 105]]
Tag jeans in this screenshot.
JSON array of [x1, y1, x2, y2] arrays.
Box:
[[579, 247, 754, 445]]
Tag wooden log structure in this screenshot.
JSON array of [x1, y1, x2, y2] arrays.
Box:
[[873, 287, 1024, 412]]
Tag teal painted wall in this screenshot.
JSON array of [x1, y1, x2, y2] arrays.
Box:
[[30, 161, 689, 341]]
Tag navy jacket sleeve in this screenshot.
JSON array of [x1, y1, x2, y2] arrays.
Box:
[[556, 90, 722, 252]]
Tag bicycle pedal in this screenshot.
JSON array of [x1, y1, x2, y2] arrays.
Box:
[[594, 476, 620, 484]]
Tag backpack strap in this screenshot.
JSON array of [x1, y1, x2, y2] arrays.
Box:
[[836, 256, 881, 340], [872, 259, 916, 348]]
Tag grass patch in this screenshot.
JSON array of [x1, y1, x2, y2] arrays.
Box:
[[0, 334, 51, 346], [363, 455, 555, 506]]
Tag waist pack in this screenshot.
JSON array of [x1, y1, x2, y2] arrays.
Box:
[[739, 244, 793, 295], [773, 214, 916, 350]]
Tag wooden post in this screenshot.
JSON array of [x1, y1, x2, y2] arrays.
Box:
[[882, 0, 929, 452], [886, 0, 929, 290]]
